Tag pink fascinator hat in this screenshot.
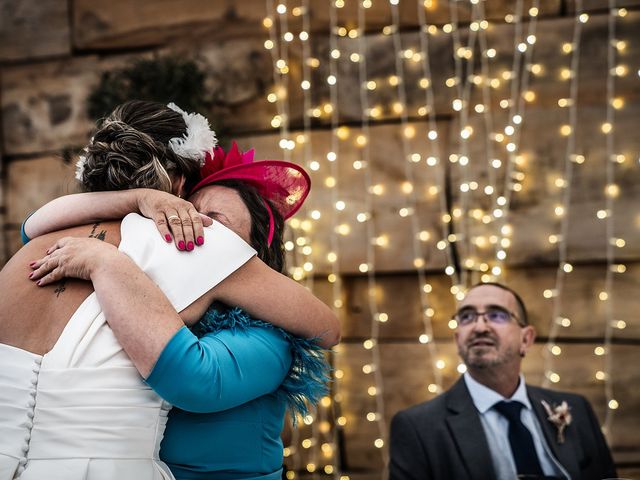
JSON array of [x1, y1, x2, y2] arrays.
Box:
[[190, 141, 311, 245]]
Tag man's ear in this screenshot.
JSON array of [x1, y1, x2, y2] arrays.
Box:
[[520, 325, 536, 356]]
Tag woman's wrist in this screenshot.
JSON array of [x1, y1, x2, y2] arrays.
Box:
[[133, 188, 153, 214], [88, 244, 123, 280]]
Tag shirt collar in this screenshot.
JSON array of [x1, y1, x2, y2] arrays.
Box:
[[463, 372, 532, 414]]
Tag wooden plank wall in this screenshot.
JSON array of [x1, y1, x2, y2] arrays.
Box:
[[1, 0, 639, 477]]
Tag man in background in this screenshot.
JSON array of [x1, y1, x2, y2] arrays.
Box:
[[389, 283, 616, 480]]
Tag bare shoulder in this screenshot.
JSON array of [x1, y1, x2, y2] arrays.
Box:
[[0, 221, 122, 355]]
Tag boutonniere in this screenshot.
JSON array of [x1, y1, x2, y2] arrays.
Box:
[[541, 400, 572, 443]]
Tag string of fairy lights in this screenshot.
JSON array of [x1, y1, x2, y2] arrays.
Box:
[[602, 0, 621, 435], [259, 0, 635, 475], [414, 0, 450, 398], [492, 0, 541, 273], [447, 0, 480, 288], [542, 0, 585, 389], [355, 0, 389, 462]]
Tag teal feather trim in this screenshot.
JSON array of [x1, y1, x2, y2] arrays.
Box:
[[192, 306, 330, 420]]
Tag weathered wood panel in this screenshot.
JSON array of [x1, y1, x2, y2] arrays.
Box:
[[0, 0, 70, 62], [0, 40, 280, 156], [3, 229, 21, 262], [316, 10, 640, 124], [70, 0, 561, 51], [239, 106, 640, 271], [5, 154, 79, 226], [446, 102, 640, 266], [573, 0, 640, 13], [1, 55, 137, 156], [5, 11, 639, 155], [240, 121, 454, 273], [322, 262, 640, 341], [328, 342, 639, 471]]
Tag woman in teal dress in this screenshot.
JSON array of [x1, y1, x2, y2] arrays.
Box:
[[24, 100, 338, 479]]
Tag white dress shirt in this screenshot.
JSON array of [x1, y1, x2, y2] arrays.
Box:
[[463, 373, 570, 480]]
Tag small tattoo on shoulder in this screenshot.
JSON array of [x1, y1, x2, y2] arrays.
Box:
[[54, 279, 67, 297], [89, 222, 107, 241]]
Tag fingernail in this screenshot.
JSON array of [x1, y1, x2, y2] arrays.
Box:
[[29, 272, 34, 279], [196, 236, 204, 246], [29, 261, 36, 267], [36, 280, 42, 286], [165, 234, 172, 242], [178, 241, 185, 251], [187, 241, 194, 251]]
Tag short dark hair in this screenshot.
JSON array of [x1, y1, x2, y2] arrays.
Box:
[[206, 179, 286, 273], [468, 282, 529, 326]]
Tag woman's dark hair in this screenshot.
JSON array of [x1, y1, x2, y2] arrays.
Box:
[[78, 100, 202, 194], [208, 179, 286, 273]]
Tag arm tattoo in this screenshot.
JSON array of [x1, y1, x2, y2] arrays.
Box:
[[89, 223, 107, 241], [54, 222, 107, 298]]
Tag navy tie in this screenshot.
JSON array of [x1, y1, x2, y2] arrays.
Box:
[[493, 401, 544, 476]]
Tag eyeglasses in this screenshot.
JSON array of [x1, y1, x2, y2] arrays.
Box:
[[453, 307, 522, 327]]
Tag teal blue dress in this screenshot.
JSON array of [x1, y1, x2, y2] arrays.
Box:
[[146, 307, 329, 480]]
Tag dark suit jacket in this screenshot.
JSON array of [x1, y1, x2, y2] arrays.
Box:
[[389, 377, 617, 480]]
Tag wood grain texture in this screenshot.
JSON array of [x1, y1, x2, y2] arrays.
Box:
[[0, 0, 70, 62]]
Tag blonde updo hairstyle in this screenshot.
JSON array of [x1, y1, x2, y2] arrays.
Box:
[[77, 100, 202, 194]]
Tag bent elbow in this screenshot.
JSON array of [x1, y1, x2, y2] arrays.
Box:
[[319, 316, 341, 349]]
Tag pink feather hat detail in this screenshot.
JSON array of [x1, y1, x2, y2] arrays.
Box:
[[190, 141, 311, 245]]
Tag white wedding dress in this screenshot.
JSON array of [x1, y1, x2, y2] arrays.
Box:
[[0, 214, 256, 480]]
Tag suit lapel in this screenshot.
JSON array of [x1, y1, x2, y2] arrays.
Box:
[[527, 387, 581, 479], [445, 378, 496, 480]]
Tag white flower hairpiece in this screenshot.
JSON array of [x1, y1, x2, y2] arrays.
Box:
[[75, 144, 91, 181], [167, 102, 217, 166], [75, 155, 87, 181]]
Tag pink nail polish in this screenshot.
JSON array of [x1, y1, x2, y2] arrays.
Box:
[[29, 261, 36, 267], [36, 280, 42, 286], [196, 236, 204, 246], [187, 241, 194, 251], [178, 240, 185, 251], [165, 234, 172, 242], [29, 272, 34, 279]]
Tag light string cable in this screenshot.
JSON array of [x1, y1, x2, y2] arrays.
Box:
[[299, 0, 316, 293], [297, 3, 341, 475], [491, 0, 524, 253], [300, 1, 323, 475], [265, 1, 292, 160], [602, 0, 619, 435], [543, 0, 585, 388], [415, 0, 449, 391], [265, 1, 303, 474], [356, 0, 389, 462], [275, 0, 312, 293], [327, 2, 346, 477], [475, 0, 500, 269], [265, 0, 304, 284], [448, 0, 480, 289], [493, 0, 541, 273]]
